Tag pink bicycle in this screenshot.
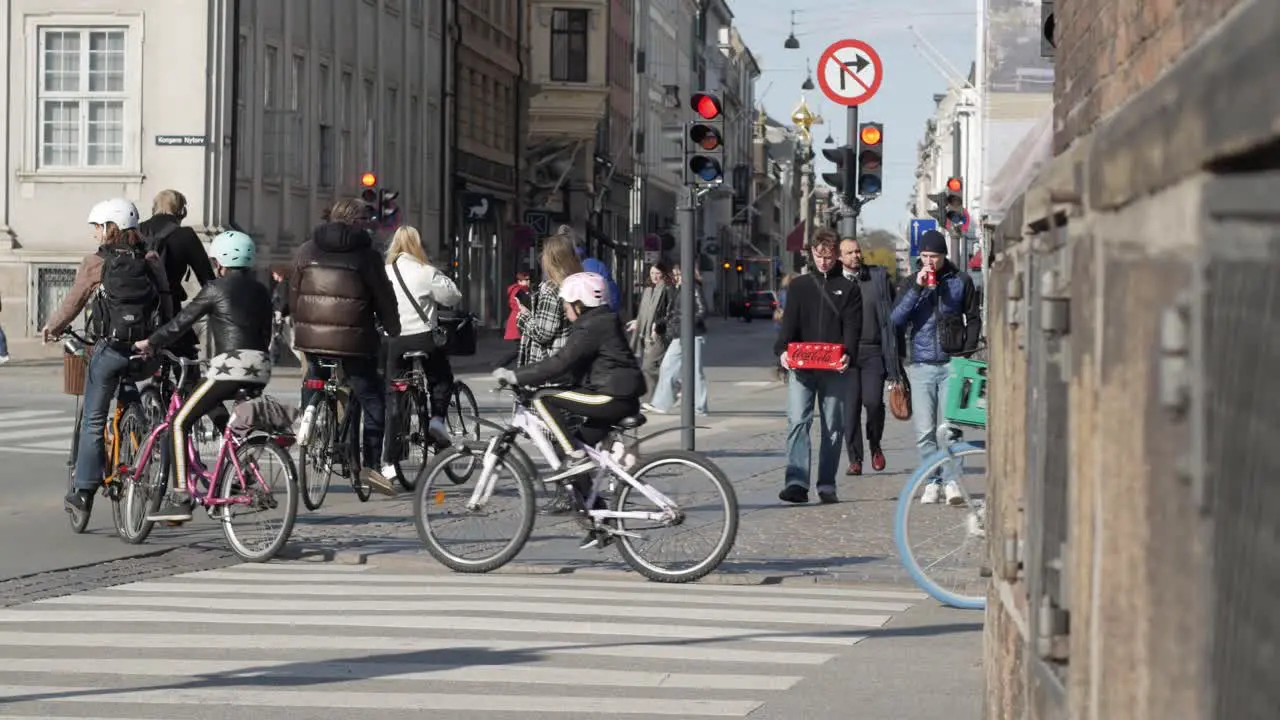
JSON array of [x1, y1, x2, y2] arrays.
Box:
[[114, 349, 299, 562]]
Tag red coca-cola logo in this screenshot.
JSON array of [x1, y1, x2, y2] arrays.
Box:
[[788, 342, 844, 369]]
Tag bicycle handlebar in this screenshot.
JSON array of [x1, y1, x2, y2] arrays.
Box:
[[157, 348, 205, 367]]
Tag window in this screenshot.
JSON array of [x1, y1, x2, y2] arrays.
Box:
[[263, 44, 279, 108], [385, 87, 398, 183], [339, 70, 352, 185], [289, 52, 305, 111], [410, 0, 424, 24], [318, 63, 333, 187], [550, 9, 589, 83], [37, 27, 127, 168], [235, 33, 250, 178], [478, 76, 489, 147], [409, 95, 421, 203], [363, 78, 375, 168]]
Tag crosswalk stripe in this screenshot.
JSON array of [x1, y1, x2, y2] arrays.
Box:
[[0, 414, 69, 431], [105, 580, 916, 612], [0, 687, 764, 716], [191, 567, 929, 600], [0, 409, 65, 423], [0, 425, 77, 442], [37, 593, 896, 626], [0, 562, 918, 718]]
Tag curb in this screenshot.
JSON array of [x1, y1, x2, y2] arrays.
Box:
[[273, 542, 945, 593]]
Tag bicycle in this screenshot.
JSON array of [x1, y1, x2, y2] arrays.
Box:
[[894, 355, 989, 610], [59, 330, 151, 536], [114, 349, 299, 561], [388, 349, 481, 491], [413, 379, 738, 583], [295, 357, 376, 508]]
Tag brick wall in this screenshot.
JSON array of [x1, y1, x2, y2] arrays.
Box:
[[1052, 0, 1247, 153]]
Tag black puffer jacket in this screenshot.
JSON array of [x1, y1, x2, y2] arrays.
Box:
[[515, 306, 646, 399], [147, 270, 273, 355], [289, 222, 400, 357]]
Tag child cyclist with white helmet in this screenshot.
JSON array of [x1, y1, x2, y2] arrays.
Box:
[[492, 271, 645, 540], [133, 230, 274, 522], [43, 198, 174, 517]]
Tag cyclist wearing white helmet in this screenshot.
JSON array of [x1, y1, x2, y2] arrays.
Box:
[[492, 270, 645, 460], [44, 198, 174, 517], [132, 229, 273, 522]]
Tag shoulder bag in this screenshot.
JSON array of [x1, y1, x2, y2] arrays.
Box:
[[391, 262, 478, 356], [934, 281, 968, 356]]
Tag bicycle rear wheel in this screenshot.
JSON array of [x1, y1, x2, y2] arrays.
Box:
[[298, 397, 335, 511], [116, 428, 169, 545], [392, 387, 430, 491], [110, 405, 149, 539], [613, 450, 739, 583], [413, 446, 536, 573], [893, 440, 988, 610], [443, 382, 482, 483], [66, 399, 90, 534], [219, 435, 299, 562]]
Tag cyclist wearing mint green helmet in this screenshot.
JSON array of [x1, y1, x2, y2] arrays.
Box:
[[133, 229, 273, 522]]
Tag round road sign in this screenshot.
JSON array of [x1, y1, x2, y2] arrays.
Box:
[[817, 39, 884, 107]]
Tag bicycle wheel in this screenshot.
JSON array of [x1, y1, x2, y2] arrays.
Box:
[[612, 450, 739, 583], [297, 397, 335, 511], [110, 405, 149, 539], [442, 382, 482, 483], [893, 440, 988, 610], [413, 446, 536, 573], [392, 387, 430, 492], [66, 399, 90, 534], [117, 428, 169, 545], [219, 435, 299, 562]]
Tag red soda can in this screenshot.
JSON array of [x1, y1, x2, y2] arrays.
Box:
[[924, 269, 937, 287]]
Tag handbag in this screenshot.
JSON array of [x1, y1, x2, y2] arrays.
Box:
[[391, 262, 478, 356], [888, 371, 912, 421]]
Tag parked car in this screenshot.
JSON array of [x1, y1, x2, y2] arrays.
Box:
[[741, 290, 778, 322]]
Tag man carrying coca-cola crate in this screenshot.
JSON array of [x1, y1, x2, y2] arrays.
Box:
[[774, 228, 863, 505]]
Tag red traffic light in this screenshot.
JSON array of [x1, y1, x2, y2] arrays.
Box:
[[946, 177, 962, 193], [690, 93, 722, 120], [859, 125, 882, 146]]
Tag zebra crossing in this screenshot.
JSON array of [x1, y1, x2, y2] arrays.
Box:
[[0, 562, 926, 718], [0, 408, 77, 456]]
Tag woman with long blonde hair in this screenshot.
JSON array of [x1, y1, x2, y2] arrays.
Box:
[[383, 225, 462, 476], [516, 232, 582, 370]]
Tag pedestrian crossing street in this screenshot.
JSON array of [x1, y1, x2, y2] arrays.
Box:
[[0, 562, 926, 718], [0, 409, 78, 456]]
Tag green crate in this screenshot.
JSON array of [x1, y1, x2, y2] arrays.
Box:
[[944, 356, 988, 428]]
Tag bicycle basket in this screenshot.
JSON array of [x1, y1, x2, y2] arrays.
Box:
[[943, 356, 988, 428], [62, 350, 91, 396]]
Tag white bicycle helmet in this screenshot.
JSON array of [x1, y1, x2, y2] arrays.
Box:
[[209, 230, 256, 268], [558, 272, 608, 308], [87, 198, 140, 230]]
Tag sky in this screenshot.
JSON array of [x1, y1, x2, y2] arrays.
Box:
[[729, 0, 979, 233]]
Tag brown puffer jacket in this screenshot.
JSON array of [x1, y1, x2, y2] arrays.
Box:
[[289, 222, 400, 357]]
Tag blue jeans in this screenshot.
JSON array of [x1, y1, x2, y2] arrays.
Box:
[[73, 344, 139, 491], [650, 337, 708, 414], [0, 323, 8, 356], [784, 369, 849, 491], [905, 362, 959, 485]]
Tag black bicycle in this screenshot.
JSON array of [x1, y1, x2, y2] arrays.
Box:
[[296, 358, 374, 509], [388, 349, 481, 491]]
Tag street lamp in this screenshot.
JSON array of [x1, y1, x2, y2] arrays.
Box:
[[784, 11, 800, 49]]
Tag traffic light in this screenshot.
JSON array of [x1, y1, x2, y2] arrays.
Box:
[[735, 259, 744, 273], [820, 146, 856, 206], [685, 93, 725, 186], [378, 189, 400, 225], [722, 261, 731, 270], [944, 177, 965, 226], [358, 172, 399, 225], [856, 123, 884, 196], [360, 172, 378, 206], [927, 191, 949, 226]]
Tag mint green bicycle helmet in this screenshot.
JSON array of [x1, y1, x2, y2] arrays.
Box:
[[210, 230, 256, 268]]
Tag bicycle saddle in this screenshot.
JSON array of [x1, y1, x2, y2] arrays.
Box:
[[614, 414, 646, 430]]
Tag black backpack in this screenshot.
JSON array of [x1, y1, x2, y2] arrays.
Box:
[[90, 244, 161, 344]]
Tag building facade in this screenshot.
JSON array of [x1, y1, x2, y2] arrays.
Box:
[[0, 0, 446, 345], [447, 0, 527, 328]]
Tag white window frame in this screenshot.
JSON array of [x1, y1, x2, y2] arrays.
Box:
[[20, 13, 145, 182]]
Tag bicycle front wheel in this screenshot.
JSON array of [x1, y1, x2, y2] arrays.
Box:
[[220, 435, 299, 562], [893, 440, 988, 610], [413, 446, 536, 573], [443, 382, 482, 484], [66, 400, 90, 534], [116, 427, 168, 545], [613, 450, 739, 583]]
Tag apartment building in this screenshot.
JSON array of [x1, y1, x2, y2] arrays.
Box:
[[0, 0, 445, 345]]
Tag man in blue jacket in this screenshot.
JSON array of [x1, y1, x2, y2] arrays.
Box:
[[890, 229, 981, 505]]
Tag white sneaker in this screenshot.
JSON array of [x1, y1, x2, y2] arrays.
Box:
[[641, 402, 666, 414], [920, 483, 942, 504], [359, 468, 398, 496], [944, 481, 966, 506], [0, 355, 9, 365]]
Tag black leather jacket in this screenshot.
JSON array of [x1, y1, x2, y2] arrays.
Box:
[[147, 270, 273, 355]]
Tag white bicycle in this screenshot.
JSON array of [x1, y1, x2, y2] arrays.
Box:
[[412, 379, 739, 583]]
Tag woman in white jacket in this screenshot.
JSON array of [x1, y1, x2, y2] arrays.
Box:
[[383, 226, 462, 451]]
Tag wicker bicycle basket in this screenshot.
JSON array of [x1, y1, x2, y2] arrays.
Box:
[[63, 351, 90, 396]]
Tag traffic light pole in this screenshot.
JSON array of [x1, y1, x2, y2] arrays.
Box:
[[839, 105, 860, 240], [677, 186, 698, 452]]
